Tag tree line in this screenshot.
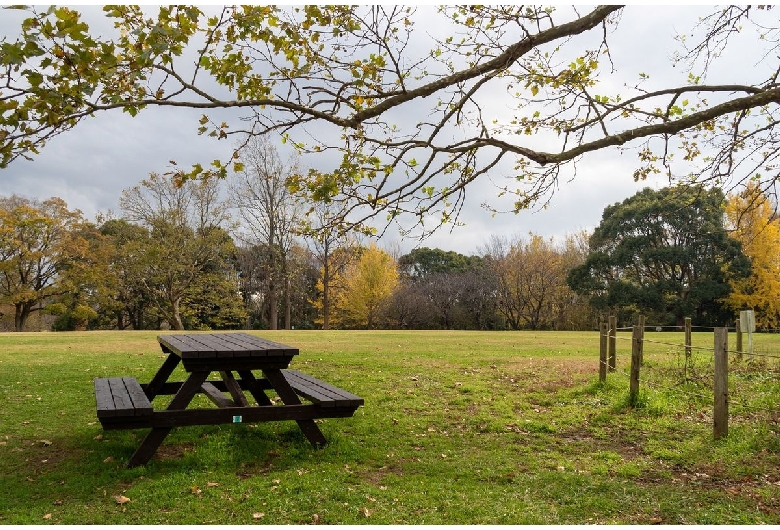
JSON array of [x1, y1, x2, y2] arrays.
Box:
[[2, 145, 779, 332]]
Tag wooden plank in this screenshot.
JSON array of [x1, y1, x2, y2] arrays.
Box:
[[122, 377, 153, 416], [221, 370, 250, 406], [144, 352, 181, 401], [284, 371, 338, 406], [237, 370, 274, 406], [217, 333, 298, 358], [283, 370, 364, 407], [107, 377, 134, 415], [189, 334, 240, 358], [208, 334, 252, 358], [179, 356, 295, 372], [148, 404, 332, 428], [94, 378, 118, 417], [157, 334, 192, 356], [159, 334, 217, 359], [176, 334, 223, 359], [201, 382, 236, 408]]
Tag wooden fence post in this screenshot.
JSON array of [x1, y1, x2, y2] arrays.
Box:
[[608, 315, 617, 372], [714, 327, 729, 440], [599, 322, 608, 383], [684, 317, 692, 380], [735, 318, 743, 362], [637, 315, 645, 364], [629, 323, 643, 407]]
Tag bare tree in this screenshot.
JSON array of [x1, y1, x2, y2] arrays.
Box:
[[231, 136, 302, 329]]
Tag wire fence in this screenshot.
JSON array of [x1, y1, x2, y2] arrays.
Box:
[[598, 318, 780, 438]]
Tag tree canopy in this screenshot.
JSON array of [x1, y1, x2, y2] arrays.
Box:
[[567, 186, 751, 327], [724, 183, 780, 329], [3, 6, 780, 236]]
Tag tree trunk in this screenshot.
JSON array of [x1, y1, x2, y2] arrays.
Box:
[[268, 281, 278, 330], [14, 303, 28, 332], [171, 298, 184, 330], [284, 275, 291, 329], [322, 261, 330, 330]]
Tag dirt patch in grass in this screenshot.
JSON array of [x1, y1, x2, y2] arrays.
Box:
[[153, 442, 195, 462]]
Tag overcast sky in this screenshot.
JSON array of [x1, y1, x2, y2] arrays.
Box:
[[0, 5, 765, 255]]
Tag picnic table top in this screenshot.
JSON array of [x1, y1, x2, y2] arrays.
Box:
[[157, 332, 299, 359]]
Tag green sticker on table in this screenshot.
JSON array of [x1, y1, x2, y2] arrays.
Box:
[[233, 415, 242, 423]]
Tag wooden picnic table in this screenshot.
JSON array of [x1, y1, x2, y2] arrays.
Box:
[[93, 332, 363, 468]]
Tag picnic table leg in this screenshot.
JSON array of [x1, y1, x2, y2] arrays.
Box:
[[237, 370, 273, 406], [127, 371, 209, 468], [220, 371, 249, 406], [262, 369, 328, 447], [144, 350, 181, 401]]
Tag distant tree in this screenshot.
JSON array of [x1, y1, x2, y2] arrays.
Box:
[[98, 218, 156, 329], [0, 195, 89, 331], [231, 136, 302, 330], [568, 186, 751, 327], [331, 243, 398, 329], [555, 230, 597, 330], [48, 220, 115, 331], [398, 247, 480, 279], [305, 204, 360, 330], [490, 234, 579, 330], [284, 243, 320, 329], [385, 282, 437, 329], [394, 247, 494, 329], [180, 226, 247, 330], [724, 183, 780, 329], [120, 173, 239, 330]]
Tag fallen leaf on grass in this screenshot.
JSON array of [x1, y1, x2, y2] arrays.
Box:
[[39, 440, 52, 446], [103, 457, 114, 463], [362, 507, 373, 517], [114, 495, 130, 505], [312, 514, 320, 524], [252, 513, 265, 519], [43, 513, 52, 520], [207, 482, 219, 487], [94, 434, 103, 441], [191, 486, 202, 495]]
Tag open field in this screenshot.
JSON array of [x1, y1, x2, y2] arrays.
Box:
[[0, 329, 779, 524]]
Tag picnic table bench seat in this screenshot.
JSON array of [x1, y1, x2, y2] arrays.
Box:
[[94, 377, 153, 429], [282, 369, 364, 410]]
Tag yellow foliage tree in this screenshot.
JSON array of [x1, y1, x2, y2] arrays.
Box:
[[725, 183, 780, 329], [330, 243, 398, 329]]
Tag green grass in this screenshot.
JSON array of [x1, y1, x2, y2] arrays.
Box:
[[0, 329, 778, 524]]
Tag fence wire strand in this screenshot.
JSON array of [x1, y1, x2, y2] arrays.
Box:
[[598, 326, 780, 418]]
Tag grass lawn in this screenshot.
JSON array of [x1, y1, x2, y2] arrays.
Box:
[[0, 329, 778, 524]]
